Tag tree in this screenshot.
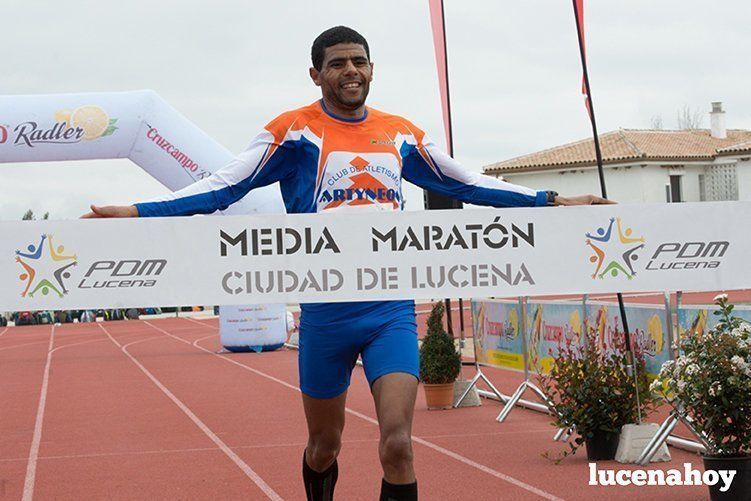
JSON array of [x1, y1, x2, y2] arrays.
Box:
[[650, 115, 664, 130], [419, 301, 461, 384], [22, 210, 49, 220], [676, 104, 703, 130]]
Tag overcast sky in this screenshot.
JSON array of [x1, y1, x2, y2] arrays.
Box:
[[2, 0, 749, 220]]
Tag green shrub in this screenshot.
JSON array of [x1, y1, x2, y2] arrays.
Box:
[[538, 326, 657, 461], [653, 294, 751, 457], [419, 301, 461, 384]]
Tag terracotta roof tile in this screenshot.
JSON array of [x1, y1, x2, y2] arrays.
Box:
[[717, 139, 751, 154], [484, 129, 751, 174]]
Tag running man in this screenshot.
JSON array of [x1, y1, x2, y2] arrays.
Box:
[[83, 26, 612, 501]]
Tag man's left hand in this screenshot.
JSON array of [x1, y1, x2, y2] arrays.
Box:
[[554, 194, 615, 205]]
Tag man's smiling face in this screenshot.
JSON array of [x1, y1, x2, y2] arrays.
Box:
[[310, 43, 373, 115]]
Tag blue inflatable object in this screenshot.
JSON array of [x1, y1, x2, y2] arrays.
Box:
[[224, 342, 285, 353]]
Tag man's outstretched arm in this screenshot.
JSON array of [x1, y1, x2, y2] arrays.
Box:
[[82, 205, 139, 218], [80, 113, 298, 219], [401, 133, 613, 207], [553, 194, 614, 205]]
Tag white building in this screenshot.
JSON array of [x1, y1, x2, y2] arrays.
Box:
[[484, 103, 751, 203]]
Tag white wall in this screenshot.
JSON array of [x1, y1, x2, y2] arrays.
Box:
[[496, 163, 711, 203], [640, 166, 674, 202], [682, 166, 702, 202], [498, 165, 661, 203], [737, 158, 751, 201]]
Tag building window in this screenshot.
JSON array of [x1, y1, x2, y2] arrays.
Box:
[[669, 175, 683, 203], [702, 164, 738, 201]]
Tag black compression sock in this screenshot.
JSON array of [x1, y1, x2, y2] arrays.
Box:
[[379, 478, 418, 501], [302, 450, 338, 501]]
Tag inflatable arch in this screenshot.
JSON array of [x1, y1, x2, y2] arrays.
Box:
[[0, 90, 287, 351]]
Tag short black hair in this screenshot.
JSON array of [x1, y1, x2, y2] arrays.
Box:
[[311, 26, 370, 71]]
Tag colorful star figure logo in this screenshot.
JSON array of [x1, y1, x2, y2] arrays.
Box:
[[585, 217, 645, 280], [16, 234, 77, 298]]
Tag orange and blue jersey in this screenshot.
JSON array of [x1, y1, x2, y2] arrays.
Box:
[[135, 100, 548, 218], [135, 100, 549, 397]]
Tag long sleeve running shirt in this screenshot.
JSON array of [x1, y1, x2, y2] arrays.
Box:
[[135, 100, 547, 218]]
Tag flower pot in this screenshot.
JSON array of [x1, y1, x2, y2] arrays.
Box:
[[702, 455, 751, 501], [423, 383, 454, 410], [585, 431, 620, 461]]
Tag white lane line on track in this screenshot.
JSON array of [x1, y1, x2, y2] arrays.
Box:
[[0, 331, 108, 352], [0, 327, 8, 337], [48, 332, 152, 355], [415, 435, 560, 499], [1, 438, 384, 464], [193, 334, 215, 348], [0, 341, 53, 353], [342, 407, 563, 501], [147, 320, 297, 391], [98, 323, 282, 501], [175, 318, 563, 501], [21, 328, 150, 501], [22, 325, 55, 501], [2, 326, 149, 356]]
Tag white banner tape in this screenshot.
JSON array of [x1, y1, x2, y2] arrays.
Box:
[[3, 202, 748, 310]]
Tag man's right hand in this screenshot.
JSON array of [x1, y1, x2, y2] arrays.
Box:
[[81, 205, 139, 218]]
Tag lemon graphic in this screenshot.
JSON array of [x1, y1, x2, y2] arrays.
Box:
[[54, 109, 72, 127], [647, 314, 663, 353], [569, 309, 582, 340], [70, 105, 109, 140], [508, 308, 519, 337]]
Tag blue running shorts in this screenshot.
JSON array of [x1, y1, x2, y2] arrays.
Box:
[[298, 300, 418, 399]]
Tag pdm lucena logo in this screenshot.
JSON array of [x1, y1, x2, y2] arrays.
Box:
[[15, 234, 77, 298], [585, 216, 729, 279], [14, 234, 169, 299], [585, 217, 645, 280]]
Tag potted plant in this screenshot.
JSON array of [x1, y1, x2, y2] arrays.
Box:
[[419, 301, 461, 410], [538, 325, 656, 462], [652, 294, 751, 501]]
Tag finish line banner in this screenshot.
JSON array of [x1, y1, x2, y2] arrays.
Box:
[[2, 202, 749, 310]]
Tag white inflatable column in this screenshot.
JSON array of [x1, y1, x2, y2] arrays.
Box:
[[0, 90, 288, 350]]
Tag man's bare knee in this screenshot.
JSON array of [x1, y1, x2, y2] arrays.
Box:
[[379, 431, 413, 471], [302, 392, 347, 472], [307, 432, 342, 471]]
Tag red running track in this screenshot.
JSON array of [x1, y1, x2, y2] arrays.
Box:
[[0, 318, 708, 500]]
